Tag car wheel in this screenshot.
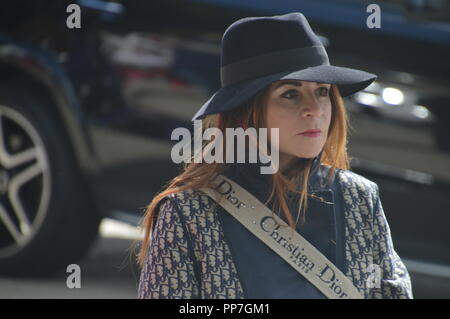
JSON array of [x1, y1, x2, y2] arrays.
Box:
[[0, 86, 101, 277]]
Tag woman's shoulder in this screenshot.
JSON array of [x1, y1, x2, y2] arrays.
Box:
[[167, 188, 216, 207], [161, 188, 219, 220], [332, 166, 379, 197], [331, 167, 381, 218]]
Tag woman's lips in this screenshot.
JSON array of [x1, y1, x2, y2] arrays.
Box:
[[298, 130, 322, 138]]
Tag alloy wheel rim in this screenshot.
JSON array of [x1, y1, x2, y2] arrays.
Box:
[[0, 104, 51, 258]]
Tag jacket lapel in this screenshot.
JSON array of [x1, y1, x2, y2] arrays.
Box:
[[303, 189, 338, 267], [337, 169, 375, 298]]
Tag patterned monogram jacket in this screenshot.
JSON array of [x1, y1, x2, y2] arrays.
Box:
[[138, 156, 413, 299]]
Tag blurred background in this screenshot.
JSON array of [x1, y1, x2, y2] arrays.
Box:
[[0, 0, 449, 298]]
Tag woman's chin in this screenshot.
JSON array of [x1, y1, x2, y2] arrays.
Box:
[[290, 151, 321, 159]]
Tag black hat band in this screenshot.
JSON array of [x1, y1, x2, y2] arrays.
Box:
[[221, 45, 330, 87]]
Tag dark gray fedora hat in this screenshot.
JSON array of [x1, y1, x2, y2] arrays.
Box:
[[192, 12, 377, 121]]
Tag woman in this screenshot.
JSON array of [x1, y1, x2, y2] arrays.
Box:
[[135, 12, 413, 299]]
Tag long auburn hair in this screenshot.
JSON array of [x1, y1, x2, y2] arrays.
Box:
[[133, 83, 352, 269]]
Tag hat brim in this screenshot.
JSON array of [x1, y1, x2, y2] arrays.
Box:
[[192, 65, 377, 121]]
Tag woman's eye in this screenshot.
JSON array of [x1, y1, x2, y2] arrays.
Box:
[[281, 89, 299, 99], [281, 87, 329, 99], [318, 87, 330, 96]]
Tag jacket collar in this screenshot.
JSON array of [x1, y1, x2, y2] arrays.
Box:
[[221, 149, 329, 204]]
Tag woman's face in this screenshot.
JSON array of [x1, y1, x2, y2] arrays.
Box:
[[265, 80, 332, 166]]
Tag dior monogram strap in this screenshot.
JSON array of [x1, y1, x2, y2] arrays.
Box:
[[199, 173, 364, 299]]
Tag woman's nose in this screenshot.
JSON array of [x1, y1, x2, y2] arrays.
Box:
[[300, 95, 324, 118]]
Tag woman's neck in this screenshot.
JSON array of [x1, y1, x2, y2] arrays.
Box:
[[279, 153, 297, 173]]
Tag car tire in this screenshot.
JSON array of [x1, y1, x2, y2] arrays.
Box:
[[0, 86, 101, 277]]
